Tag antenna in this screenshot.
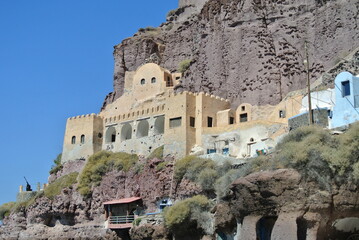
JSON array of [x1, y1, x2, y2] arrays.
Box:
[[304, 40, 314, 125]]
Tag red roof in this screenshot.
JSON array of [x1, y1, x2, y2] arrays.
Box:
[[103, 197, 142, 205]]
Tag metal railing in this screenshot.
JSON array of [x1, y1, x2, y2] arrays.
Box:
[[109, 215, 135, 224]]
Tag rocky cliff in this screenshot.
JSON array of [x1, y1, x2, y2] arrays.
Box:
[[103, 0, 359, 109]]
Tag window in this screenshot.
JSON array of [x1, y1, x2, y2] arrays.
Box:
[[98, 133, 103, 138], [151, 77, 156, 83], [136, 120, 149, 138], [279, 110, 286, 118], [229, 117, 235, 124], [241, 106, 245, 111], [207, 117, 213, 127], [71, 136, 76, 144], [342, 81, 350, 97], [141, 78, 145, 85], [105, 126, 116, 143], [154, 116, 165, 134], [170, 117, 182, 128], [207, 149, 216, 154], [121, 123, 132, 141], [240, 113, 248, 122], [166, 76, 173, 87], [80, 135, 85, 144], [190, 117, 195, 127]]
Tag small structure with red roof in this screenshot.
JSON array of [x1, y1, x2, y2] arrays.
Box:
[[103, 197, 143, 230]]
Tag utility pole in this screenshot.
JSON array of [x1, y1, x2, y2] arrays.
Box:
[[304, 41, 313, 125]]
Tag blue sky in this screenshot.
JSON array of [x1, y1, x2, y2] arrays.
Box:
[[0, 0, 178, 206]]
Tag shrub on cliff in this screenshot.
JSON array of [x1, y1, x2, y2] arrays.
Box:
[[49, 153, 63, 175], [241, 123, 359, 189], [44, 172, 78, 199], [0, 202, 16, 220], [164, 195, 213, 235], [178, 59, 191, 73], [78, 151, 138, 196], [148, 145, 164, 159]]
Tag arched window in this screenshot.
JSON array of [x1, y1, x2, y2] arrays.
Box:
[[121, 123, 132, 141], [71, 136, 76, 144], [80, 135, 85, 144], [105, 126, 116, 143], [151, 77, 156, 83], [154, 116, 165, 135], [137, 120, 149, 138], [141, 78, 145, 85]]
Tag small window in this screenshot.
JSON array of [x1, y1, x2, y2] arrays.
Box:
[[98, 133, 103, 138], [151, 77, 156, 83], [229, 117, 235, 124], [207, 149, 216, 154], [240, 113, 248, 122], [166, 76, 173, 87], [141, 78, 145, 85], [170, 117, 182, 128], [80, 135, 85, 144], [241, 106, 245, 111], [207, 117, 213, 127], [71, 136, 76, 144], [190, 117, 195, 127], [111, 133, 116, 143], [279, 110, 286, 118], [342, 81, 350, 97]]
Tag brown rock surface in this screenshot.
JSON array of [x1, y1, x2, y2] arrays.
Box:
[[103, 0, 359, 110]]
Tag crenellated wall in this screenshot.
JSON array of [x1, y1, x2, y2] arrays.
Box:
[[61, 114, 103, 163]]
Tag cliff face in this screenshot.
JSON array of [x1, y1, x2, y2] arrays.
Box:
[[0, 157, 200, 240], [103, 0, 359, 109]]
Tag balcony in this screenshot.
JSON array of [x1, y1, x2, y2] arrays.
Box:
[[107, 215, 135, 229]]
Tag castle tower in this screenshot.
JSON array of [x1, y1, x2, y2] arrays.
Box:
[[61, 114, 103, 163]]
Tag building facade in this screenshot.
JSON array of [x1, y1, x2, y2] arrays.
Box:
[[61, 63, 304, 163]]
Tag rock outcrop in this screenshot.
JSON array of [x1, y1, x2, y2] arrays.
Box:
[[224, 169, 359, 240], [0, 157, 201, 240], [103, 0, 359, 109]]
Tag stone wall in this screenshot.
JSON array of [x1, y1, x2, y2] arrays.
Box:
[[288, 108, 329, 131]]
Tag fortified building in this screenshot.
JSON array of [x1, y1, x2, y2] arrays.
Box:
[[61, 63, 303, 163]]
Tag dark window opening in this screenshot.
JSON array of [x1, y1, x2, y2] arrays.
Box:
[[170, 117, 182, 128], [256, 216, 278, 240], [207, 117, 213, 127], [207, 149, 216, 154], [80, 135, 85, 144], [151, 77, 156, 83], [98, 133, 103, 138], [241, 106, 245, 111], [296, 217, 307, 240], [240, 113, 248, 122], [176, 76, 180, 80], [141, 78, 145, 85], [166, 76, 173, 87], [342, 80, 350, 97], [190, 117, 195, 127], [111, 134, 116, 142], [279, 110, 286, 118], [71, 136, 76, 144], [229, 117, 235, 124]]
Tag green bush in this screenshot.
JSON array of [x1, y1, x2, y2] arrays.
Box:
[[178, 59, 191, 73], [197, 168, 218, 191], [163, 195, 213, 234], [156, 162, 167, 172], [174, 156, 216, 182], [44, 172, 78, 199], [167, 9, 177, 17], [148, 146, 164, 159], [49, 154, 63, 175], [0, 202, 16, 220], [78, 151, 138, 196], [133, 217, 142, 226]]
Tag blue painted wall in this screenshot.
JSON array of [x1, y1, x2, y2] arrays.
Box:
[[331, 72, 359, 129]]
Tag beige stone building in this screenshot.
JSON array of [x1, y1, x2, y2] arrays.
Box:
[[61, 63, 303, 163]]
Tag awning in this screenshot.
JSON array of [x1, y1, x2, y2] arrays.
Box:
[[103, 197, 142, 206]]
